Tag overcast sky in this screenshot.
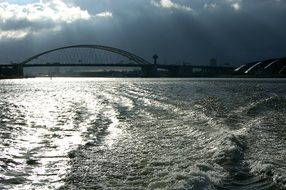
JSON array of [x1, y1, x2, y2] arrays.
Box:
[[0, 0, 286, 65]]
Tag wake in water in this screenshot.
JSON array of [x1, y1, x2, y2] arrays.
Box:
[[0, 78, 286, 190]]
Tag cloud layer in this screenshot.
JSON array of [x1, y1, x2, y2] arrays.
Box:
[[0, 0, 91, 39], [0, 0, 286, 65]]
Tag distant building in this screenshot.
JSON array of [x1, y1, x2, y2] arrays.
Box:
[[234, 57, 286, 77]]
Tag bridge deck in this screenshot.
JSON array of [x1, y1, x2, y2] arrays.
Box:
[[22, 63, 144, 67], [0, 63, 235, 70]]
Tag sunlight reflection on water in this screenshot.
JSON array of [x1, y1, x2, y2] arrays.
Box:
[[0, 78, 123, 189]]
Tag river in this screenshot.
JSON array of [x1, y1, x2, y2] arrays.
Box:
[[0, 78, 286, 190]]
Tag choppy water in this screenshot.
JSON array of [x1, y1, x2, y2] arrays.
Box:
[[0, 78, 286, 190]]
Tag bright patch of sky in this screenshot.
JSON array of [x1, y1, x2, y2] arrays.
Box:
[[96, 11, 113, 17], [151, 0, 192, 11]]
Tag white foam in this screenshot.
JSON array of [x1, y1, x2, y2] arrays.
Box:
[[249, 161, 273, 175]]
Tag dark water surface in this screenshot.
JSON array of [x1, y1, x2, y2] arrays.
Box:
[[0, 78, 286, 190]]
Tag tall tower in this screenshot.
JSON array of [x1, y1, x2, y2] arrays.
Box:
[[153, 54, 158, 65]]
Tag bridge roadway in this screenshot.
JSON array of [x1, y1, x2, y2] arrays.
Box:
[[22, 63, 146, 67], [20, 63, 231, 70], [0, 63, 235, 77]]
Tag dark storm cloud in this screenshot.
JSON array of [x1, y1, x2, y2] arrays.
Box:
[[0, 0, 286, 65]]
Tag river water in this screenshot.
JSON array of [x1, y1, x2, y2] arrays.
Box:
[[0, 78, 285, 190]]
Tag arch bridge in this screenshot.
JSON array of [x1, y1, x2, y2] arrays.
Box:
[[20, 45, 157, 77]]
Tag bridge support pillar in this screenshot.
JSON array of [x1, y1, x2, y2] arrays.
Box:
[[141, 65, 158, 77], [15, 64, 24, 77]]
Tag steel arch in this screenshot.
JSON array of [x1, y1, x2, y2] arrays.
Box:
[[20, 45, 152, 65]]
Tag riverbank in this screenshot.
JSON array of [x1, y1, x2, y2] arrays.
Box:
[[0, 76, 22, 80]]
